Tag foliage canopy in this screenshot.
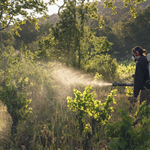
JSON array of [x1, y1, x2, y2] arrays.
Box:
[[0, 0, 52, 34]]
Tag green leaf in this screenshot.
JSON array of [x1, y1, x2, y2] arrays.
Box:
[[119, 139, 127, 149]]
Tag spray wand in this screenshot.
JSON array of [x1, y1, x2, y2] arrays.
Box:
[[112, 82, 133, 86]]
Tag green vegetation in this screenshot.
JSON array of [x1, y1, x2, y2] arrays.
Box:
[[0, 0, 51, 35], [105, 103, 150, 150], [67, 86, 117, 134], [0, 78, 32, 136], [0, 0, 150, 149]]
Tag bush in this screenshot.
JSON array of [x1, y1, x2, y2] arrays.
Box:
[[0, 78, 32, 136], [83, 54, 118, 82]]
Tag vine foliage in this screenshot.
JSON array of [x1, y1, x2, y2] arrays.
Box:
[[105, 101, 150, 150], [67, 85, 117, 137]]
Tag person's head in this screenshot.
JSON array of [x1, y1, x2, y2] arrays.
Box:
[[131, 46, 147, 61]]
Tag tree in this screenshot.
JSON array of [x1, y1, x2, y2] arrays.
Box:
[[111, 6, 150, 59], [0, 0, 53, 33], [0, 30, 15, 47], [51, 0, 78, 66], [45, 0, 100, 68], [13, 20, 38, 47], [102, 0, 147, 18]]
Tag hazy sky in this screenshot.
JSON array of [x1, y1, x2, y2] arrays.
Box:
[[45, 0, 93, 16], [47, 0, 64, 15]]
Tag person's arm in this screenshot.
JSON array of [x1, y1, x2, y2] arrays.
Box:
[[134, 62, 145, 98]]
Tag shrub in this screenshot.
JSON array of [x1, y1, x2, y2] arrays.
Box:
[[0, 78, 32, 136]]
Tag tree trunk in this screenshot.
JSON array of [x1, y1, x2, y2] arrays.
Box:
[[91, 118, 96, 135], [0, 34, 6, 71], [11, 116, 19, 136]]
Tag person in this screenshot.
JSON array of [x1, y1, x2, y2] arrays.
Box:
[[131, 46, 150, 104]]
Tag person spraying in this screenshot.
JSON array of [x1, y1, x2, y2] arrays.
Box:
[[131, 46, 150, 104]]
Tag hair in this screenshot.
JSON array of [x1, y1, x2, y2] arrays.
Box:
[[132, 46, 147, 56]]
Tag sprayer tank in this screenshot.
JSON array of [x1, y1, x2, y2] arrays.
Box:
[[147, 53, 150, 78]]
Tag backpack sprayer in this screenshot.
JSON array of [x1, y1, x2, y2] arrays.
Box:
[[148, 53, 150, 76]]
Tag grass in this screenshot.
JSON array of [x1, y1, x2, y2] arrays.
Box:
[[0, 101, 12, 136], [0, 84, 140, 150]]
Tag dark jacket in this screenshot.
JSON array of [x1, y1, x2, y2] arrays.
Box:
[[134, 56, 149, 98]]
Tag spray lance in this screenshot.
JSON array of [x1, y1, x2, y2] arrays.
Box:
[[112, 82, 133, 86]]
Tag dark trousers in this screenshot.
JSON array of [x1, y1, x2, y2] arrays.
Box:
[[140, 89, 150, 105]]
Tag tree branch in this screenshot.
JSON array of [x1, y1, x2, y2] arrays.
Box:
[[0, 15, 13, 31], [58, 0, 67, 16], [0, 11, 3, 20], [132, 117, 142, 126]]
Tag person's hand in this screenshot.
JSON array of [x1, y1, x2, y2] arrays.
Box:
[[132, 74, 135, 78], [132, 97, 138, 103], [128, 96, 138, 103]]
